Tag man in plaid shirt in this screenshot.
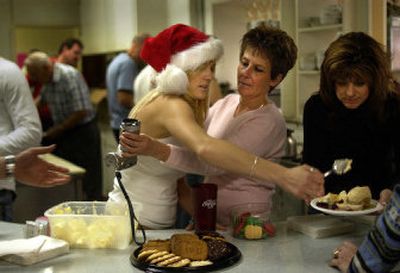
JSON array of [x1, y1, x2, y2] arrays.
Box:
[[25, 51, 103, 201]]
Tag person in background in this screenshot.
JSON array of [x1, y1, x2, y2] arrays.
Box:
[[30, 38, 84, 133], [330, 183, 400, 272], [56, 38, 84, 68], [0, 145, 70, 187], [24, 52, 103, 201], [120, 24, 298, 227], [0, 57, 42, 221], [109, 24, 324, 229], [106, 33, 150, 142], [302, 32, 400, 204], [132, 65, 157, 105], [23, 49, 54, 133]]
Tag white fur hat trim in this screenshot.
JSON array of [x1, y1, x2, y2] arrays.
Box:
[[156, 37, 223, 95]]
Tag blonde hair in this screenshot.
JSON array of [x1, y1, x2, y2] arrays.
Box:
[[129, 60, 216, 126], [129, 88, 209, 127]]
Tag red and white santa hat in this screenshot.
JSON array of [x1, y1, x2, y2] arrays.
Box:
[[140, 24, 223, 95]]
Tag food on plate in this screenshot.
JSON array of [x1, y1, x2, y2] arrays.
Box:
[[137, 249, 158, 261], [169, 258, 191, 267], [170, 233, 208, 260], [157, 255, 182, 266], [348, 186, 372, 206], [142, 239, 170, 252], [135, 232, 234, 268], [196, 230, 225, 241], [190, 260, 213, 267], [146, 250, 169, 262], [149, 253, 175, 264], [203, 237, 231, 260], [316, 186, 373, 211]]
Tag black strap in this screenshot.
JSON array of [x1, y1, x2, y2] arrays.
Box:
[[115, 171, 146, 246]]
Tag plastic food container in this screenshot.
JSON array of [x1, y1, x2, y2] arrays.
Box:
[[44, 201, 131, 249], [230, 203, 276, 240]]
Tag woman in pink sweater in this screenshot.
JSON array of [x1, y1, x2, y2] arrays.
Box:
[[120, 24, 313, 227]]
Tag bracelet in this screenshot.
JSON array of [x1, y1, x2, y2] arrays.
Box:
[[249, 156, 259, 178], [4, 155, 15, 178]]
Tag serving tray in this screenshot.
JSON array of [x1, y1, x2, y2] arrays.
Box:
[[130, 242, 242, 272]]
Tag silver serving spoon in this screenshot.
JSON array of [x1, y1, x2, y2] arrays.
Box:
[[324, 158, 353, 178]]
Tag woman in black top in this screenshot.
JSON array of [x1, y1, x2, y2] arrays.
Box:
[[303, 32, 400, 203]]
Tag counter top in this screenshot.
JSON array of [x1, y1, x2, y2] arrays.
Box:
[[0, 219, 375, 273]]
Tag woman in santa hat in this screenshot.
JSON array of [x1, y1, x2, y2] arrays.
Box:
[[110, 24, 324, 229]]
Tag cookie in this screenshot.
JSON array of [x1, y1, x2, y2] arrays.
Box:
[[149, 253, 175, 264], [146, 250, 169, 262], [190, 260, 213, 267], [142, 239, 171, 252], [137, 249, 158, 261], [171, 233, 208, 260], [168, 258, 191, 267], [157, 256, 182, 267]]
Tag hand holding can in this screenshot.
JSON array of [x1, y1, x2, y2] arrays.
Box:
[[105, 118, 141, 170]]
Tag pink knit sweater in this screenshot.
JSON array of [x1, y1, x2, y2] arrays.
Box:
[[165, 94, 286, 225]]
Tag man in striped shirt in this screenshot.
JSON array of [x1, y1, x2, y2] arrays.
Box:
[[331, 184, 400, 272]]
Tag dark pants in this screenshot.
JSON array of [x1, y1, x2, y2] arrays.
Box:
[[0, 189, 15, 222], [54, 119, 103, 201]]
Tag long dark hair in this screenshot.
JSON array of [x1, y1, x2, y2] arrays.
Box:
[[319, 32, 397, 120]]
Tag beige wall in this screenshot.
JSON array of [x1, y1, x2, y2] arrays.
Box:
[[80, 0, 137, 54], [213, 1, 247, 89], [15, 27, 79, 57], [0, 0, 80, 61], [1, 0, 197, 58]]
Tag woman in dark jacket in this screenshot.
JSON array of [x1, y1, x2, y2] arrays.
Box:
[[302, 32, 400, 203]]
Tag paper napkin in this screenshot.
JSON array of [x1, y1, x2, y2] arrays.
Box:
[[0, 235, 69, 265]]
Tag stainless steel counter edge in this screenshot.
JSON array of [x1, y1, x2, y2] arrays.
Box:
[[0, 220, 374, 273]]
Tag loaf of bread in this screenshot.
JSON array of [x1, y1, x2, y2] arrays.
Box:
[[170, 233, 208, 261]]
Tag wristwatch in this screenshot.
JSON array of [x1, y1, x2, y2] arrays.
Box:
[[4, 155, 15, 178]]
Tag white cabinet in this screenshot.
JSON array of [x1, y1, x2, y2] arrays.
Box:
[[294, 0, 344, 121], [284, 0, 370, 122]]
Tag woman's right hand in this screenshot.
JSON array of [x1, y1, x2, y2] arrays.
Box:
[[280, 165, 325, 204], [119, 132, 170, 161]]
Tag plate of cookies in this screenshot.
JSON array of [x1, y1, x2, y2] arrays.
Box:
[[130, 231, 241, 272]]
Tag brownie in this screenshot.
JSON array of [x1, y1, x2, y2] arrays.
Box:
[[203, 238, 231, 261]]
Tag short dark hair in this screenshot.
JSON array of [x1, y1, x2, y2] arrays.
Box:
[[58, 38, 84, 54], [240, 24, 297, 80]]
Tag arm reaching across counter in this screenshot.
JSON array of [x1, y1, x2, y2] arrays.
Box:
[[0, 145, 70, 187]]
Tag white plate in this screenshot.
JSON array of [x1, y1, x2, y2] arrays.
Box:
[[310, 198, 383, 216]]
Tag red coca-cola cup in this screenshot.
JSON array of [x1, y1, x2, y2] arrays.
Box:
[[192, 183, 217, 232]]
